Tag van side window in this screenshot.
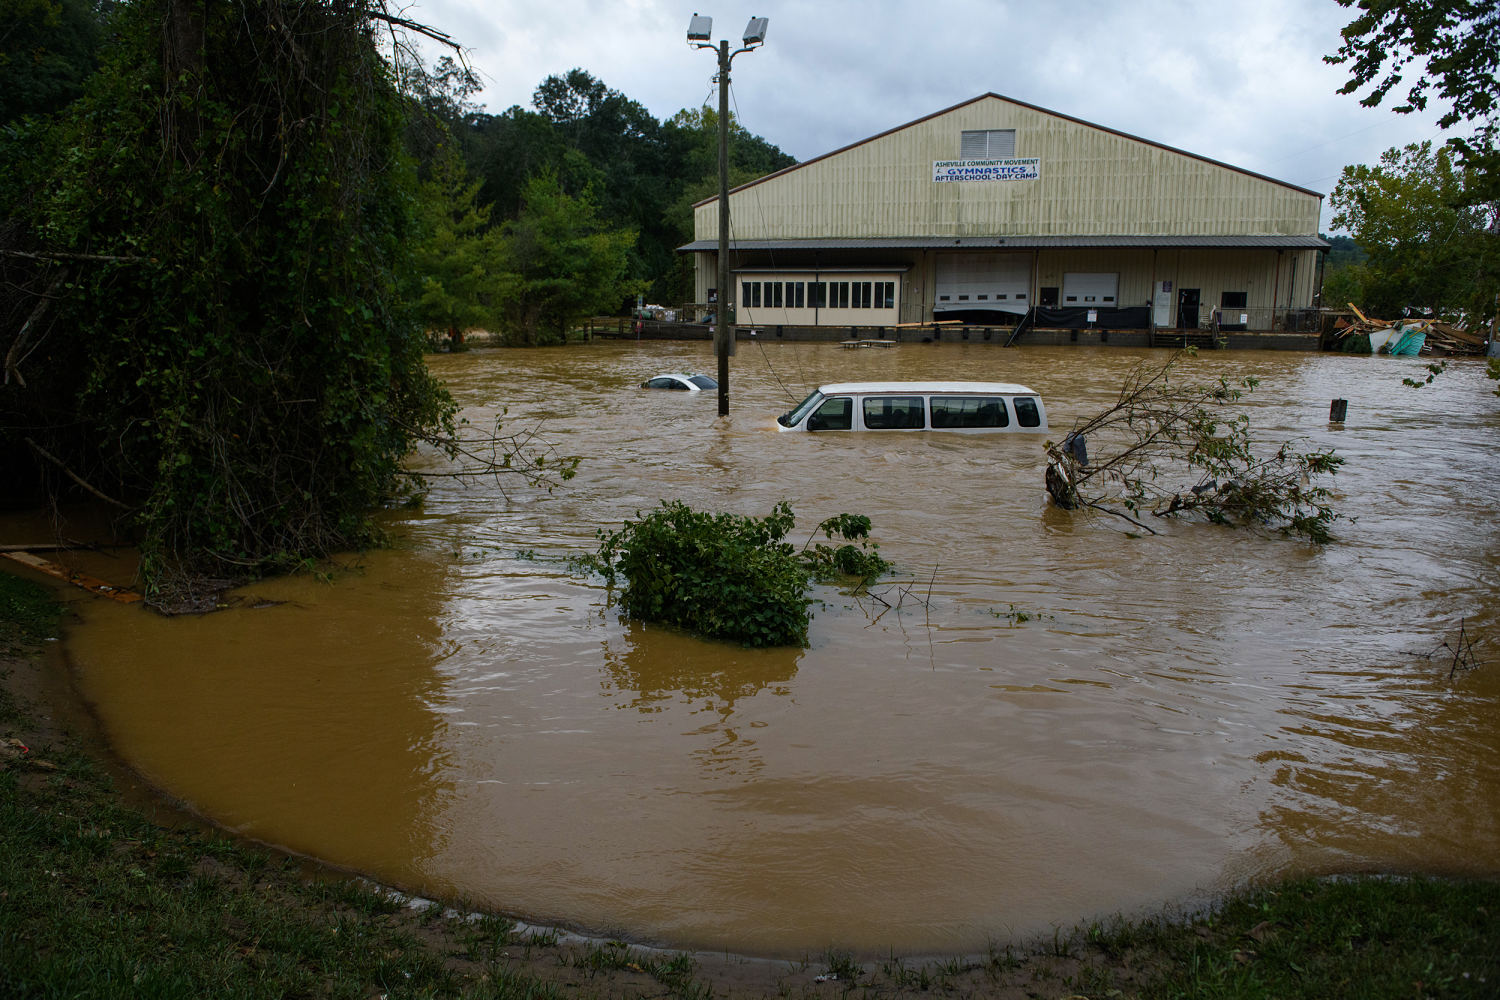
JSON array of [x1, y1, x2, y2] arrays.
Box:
[[1013, 396, 1042, 427], [862, 395, 926, 429], [807, 396, 852, 431], [931, 396, 1009, 428]]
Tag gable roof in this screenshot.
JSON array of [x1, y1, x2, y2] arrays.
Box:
[[694, 92, 1323, 208], [678, 234, 1330, 253]]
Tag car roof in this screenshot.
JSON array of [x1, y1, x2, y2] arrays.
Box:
[[816, 381, 1038, 395]]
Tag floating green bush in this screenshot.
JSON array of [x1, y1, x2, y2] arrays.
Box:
[[591, 501, 889, 647]]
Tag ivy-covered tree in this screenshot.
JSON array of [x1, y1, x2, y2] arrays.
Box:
[[1329, 141, 1498, 324], [1, 0, 456, 598], [494, 173, 637, 345]]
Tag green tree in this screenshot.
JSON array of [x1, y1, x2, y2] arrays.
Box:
[[1319, 234, 1372, 310], [1, 1, 455, 596], [494, 173, 637, 345], [1327, 1, 1500, 200], [1329, 141, 1498, 324], [656, 105, 796, 303], [463, 104, 598, 219], [411, 143, 503, 347], [0, 0, 104, 124]]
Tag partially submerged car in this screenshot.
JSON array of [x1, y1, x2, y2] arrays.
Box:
[[641, 372, 719, 392], [776, 381, 1047, 432]]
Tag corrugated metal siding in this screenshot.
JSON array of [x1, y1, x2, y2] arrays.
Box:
[[697, 96, 1321, 241]]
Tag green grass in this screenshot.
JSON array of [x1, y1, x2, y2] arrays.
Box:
[[0, 572, 61, 653], [1127, 876, 1499, 999]]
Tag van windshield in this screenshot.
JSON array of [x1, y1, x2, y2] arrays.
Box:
[[779, 390, 824, 428]]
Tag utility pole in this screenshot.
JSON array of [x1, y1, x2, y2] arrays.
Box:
[[689, 14, 768, 417]]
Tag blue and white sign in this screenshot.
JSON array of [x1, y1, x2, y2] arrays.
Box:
[[932, 157, 1040, 182]]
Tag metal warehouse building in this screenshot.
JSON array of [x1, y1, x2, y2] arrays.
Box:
[[681, 94, 1328, 346]]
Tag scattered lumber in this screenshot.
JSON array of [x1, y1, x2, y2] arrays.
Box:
[[1331, 304, 1486, 357]]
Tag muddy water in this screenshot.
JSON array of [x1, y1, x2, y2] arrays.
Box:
[[57, 342, 1500, 956]]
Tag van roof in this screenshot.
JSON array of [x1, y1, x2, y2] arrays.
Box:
[[817, 381, 1038, 395]]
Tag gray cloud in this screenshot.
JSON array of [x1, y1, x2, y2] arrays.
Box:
[[407, 0, 1460, 231]]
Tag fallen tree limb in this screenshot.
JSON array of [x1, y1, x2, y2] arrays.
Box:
[[23, 438, 131, 510]]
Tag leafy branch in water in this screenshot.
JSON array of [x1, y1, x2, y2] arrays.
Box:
[[798, 512, 891, 587], [588, 501, 891, 647], [1403, 360, 1449, 387], [1044, 351, 1346, 542]]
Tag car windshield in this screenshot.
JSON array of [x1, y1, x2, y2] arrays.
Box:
[[688, 375, 718, 389], [779, 390, 824, 428]]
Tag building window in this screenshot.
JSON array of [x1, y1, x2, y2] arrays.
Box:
[[769, 282, 783, 307], [960, 128, 1016, 159], [791, 282, 805, 308], [880, 281, 895, 308], [833, 282, 849, 308], [1221, 291, 1247, 308], [811, 282, 826, 308]]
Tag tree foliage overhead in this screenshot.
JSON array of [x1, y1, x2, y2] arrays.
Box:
[[1, 0, 455, 595], [1328, 141, 1498, 323], [1327, 1, 1500, 197]]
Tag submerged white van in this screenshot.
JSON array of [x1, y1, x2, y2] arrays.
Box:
[[776, 381, 1047, 433]]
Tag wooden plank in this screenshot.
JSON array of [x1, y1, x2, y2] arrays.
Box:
[[1, 551, 143, 604]]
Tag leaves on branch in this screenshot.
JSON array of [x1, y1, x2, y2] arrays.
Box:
[[587, 502, 890, 647], [1044, 352, 1346, 542]]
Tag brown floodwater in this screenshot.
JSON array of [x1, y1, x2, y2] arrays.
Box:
[[45, 341, 1500, 957]]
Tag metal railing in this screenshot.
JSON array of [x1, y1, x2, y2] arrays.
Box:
[[1208, 307, 1323, 333]]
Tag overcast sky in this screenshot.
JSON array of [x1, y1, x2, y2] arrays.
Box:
[[403, 0, 1459, 233]]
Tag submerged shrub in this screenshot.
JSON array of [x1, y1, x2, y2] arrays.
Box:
[[591, 501, 889, 647]]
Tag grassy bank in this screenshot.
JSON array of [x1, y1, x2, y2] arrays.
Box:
[[1, 570, 1496, 998]]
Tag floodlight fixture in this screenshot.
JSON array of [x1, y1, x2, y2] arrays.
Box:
[[686, 12, 770, 418], [742, 16, 768, 46]]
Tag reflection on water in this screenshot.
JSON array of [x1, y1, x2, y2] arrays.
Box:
[[51, 342, 1500, 956]]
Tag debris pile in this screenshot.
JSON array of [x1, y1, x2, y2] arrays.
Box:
[[1331, 304, 1488, 356]]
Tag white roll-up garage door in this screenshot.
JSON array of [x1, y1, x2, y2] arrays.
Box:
[[935, 253, 1032, 316], [1061, 272, 1119, 308]]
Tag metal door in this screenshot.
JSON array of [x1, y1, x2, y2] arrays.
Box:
[[1177, 288, 1200, 329]]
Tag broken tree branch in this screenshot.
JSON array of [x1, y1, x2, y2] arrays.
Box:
[[24, 437, 132, 510]]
